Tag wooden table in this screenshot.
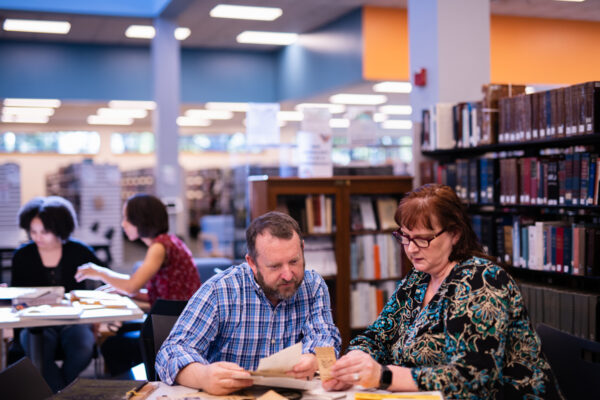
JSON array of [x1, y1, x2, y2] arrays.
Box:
[[0, 292, 144, 371]]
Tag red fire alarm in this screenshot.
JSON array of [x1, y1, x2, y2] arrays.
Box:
[[414, 68, 427, 87]]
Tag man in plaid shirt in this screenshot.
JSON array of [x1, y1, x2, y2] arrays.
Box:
[[156, 211, 341, 394]]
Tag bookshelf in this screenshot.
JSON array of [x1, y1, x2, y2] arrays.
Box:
[[248, 175, 412, 348], [420, 81, 600, 342]]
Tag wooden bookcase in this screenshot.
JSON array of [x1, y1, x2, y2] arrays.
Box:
[[248, 175, 413, 348]]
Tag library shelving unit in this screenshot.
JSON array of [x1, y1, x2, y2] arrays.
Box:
[[248, 175, 412, 349], [46, 161, 123, 268], [421, 121, 600, 341]]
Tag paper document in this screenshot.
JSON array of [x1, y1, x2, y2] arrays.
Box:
[[315, 347, 336, 381], [253, 342, 302, 377], [18, 305, 83, 319]]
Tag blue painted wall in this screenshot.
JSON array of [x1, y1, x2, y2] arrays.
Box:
[[0, 0, 166, 17], [0, 8, 364, 103], [277, 8, 364, 101]]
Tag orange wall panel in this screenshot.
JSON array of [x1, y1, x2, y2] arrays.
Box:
[[363, 8, 600, 85], [490, 15, 600, 85], [362, 7, 409, 81]]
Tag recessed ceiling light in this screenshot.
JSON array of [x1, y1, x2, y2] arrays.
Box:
[[329, 94, 388, 105], [381, 120, 413, 130], [97, 108, 148, 119], [554, 0, 585, 2], [124, 25, 191, 40], [175, 27, 191, 40], [185, 109, 234, 120], [210, 4, 283, 21], [3, 98, 61, 108], [236, 31, 298, 46], [295, 103, 346, 114], [176, 116, 211, 127], [3, 19, 70, 34], [329, 118, 350, 128], [125, 25, 155, 39], [379, 105, 413, 115], [373, 113, 388, 123], [1, 114, 49, 124], [205, 102, 248, 112], [108, 100, 156, 110], [373, 81, 412, 93], [278, 111, 303, 121], [87, 115, 134, 125], [2, 107, 55, 117]]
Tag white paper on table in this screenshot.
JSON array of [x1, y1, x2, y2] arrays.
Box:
[[254, 342, 302, 375], [18, 305, 82, 319], [250, 376, 321, 391]]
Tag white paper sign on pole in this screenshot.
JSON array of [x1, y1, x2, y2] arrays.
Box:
[[346, 106, 377, 146], [246, 103, 280, 146], [297, 130, 333, 178]]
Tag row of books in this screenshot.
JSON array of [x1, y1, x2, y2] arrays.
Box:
[[350, 197, 398, 231], [421, 84, 526, 150], [420, 150, 600, 206], [473, 214, 600, 277], [519, 282, 598, 341], [303, 237, 337, 277], [350, 281, 398, 329], [277, 195, 334, 234], [498, 81, 600, 143], [350, 234, 403, 280]]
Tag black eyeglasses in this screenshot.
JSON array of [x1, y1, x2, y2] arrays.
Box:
[[392, 228, 446, 249]]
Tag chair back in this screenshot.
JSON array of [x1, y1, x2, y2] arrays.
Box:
[[536, 323, 600, 399], [139, 299, 188, 381], [0, 357, 53, 400]]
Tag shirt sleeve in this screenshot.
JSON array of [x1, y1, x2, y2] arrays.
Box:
[[301, 273, 342, 357], [410, 268, 547, 399], [155, 284, 221, 385], [10, 247, 29, 286], [348, 277, 410, 365]]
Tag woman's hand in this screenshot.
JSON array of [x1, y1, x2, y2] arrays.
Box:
[[327, 350, 381, 389], [75, 262, 107, 282]]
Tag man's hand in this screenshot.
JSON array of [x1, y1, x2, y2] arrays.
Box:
[[286, 353, 317, 380], [177, 362, 253, 395]]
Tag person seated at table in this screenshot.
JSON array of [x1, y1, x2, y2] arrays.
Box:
[[11, 196, 103, 392], [323, 184, 563, 399], [75, 193, 201, 376], [155, 211, 341, 395]]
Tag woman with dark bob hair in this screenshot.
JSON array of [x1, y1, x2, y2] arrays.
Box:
[[75, 193, 201, 375], [324, 184, 563, 399], [11, 196, 102, 392]]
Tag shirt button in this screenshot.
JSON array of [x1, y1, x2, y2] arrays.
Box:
[[271, 339, 275, 344]]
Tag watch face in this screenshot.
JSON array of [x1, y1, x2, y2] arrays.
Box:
[[379, 365, 393, 389]]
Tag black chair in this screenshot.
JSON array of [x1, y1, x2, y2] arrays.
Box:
[[193, 257, 230, 283], [139, 299, 188, 381], [0, 357, 53, 400], [536, 323, 600, 399]]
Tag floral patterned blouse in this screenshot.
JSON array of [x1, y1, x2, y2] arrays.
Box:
[[348, 256, 563, 400], [146, 234, 201, 305]]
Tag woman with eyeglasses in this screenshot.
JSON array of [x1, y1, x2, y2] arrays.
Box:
[[324, 184, 563, 399]]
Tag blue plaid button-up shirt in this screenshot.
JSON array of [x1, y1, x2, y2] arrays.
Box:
[[155, 263, 341, 384]]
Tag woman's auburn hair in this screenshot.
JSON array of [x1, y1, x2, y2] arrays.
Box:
[[394, 183, 488, 263]]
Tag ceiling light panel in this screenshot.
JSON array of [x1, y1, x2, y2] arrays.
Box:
[[373, 81, 412, 93], [278, 111, 303, 121], [176, 116, 211, 127], [3, 19, 70, 34], [185, 109, 233, 120], [124, 26, 190, 41], [175, 27, 191, 40], [237, 31, 298, 46], [379, 105, 412, 115], [87, 115, 134, 125], [3, 98, 61, 108], [381, 120, 413, 130], [97, 108, 148, 119], [1, 114, 49, 124], [329, 94, 388, 105], [295, 103, 346, 114], [210, 4, 283, 21], [2, 107, 55, 117], [109, 100, 156, 110], [205, 102, 248, 112]]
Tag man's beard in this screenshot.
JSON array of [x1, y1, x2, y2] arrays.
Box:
[[255, 266, 304, 301]]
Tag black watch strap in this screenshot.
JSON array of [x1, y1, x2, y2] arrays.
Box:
[[378, 364, 393, 390]]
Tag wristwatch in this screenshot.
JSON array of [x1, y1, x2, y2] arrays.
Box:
[[378, 364, 393, 390]]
